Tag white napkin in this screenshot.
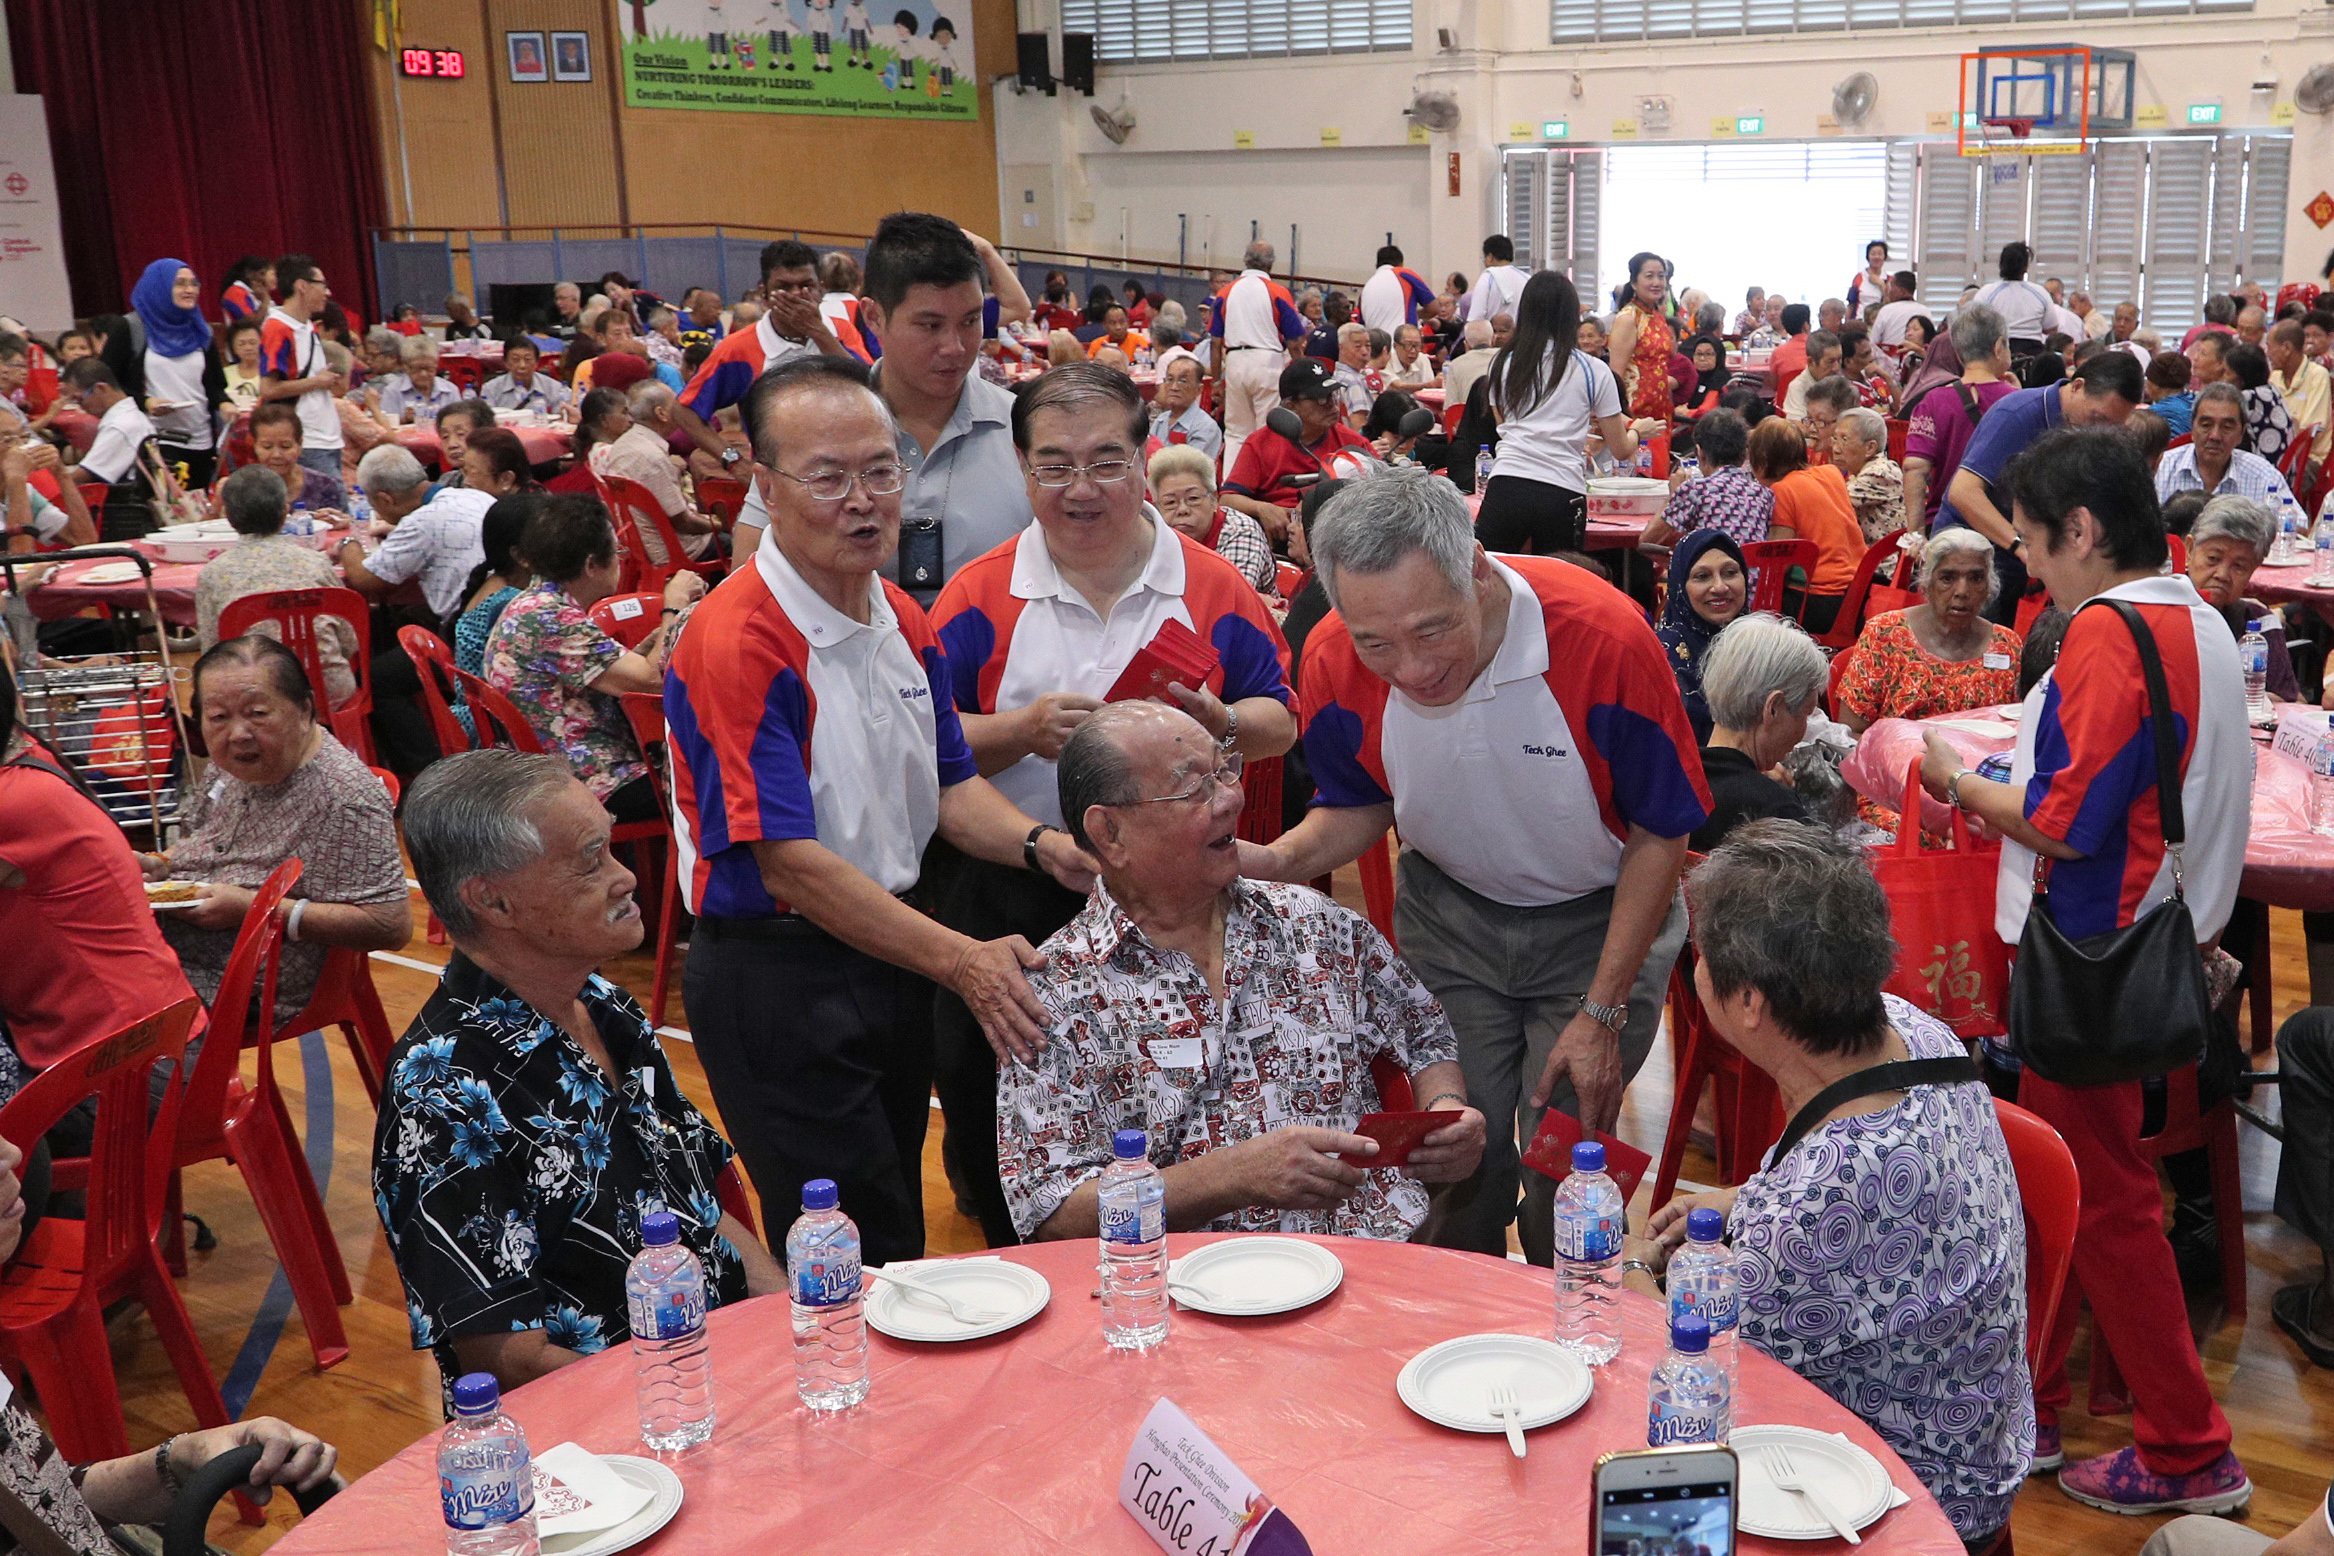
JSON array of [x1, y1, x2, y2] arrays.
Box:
[[530, 1443, 653, 1542]]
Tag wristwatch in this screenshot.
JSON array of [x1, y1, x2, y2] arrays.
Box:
[[1946, 767, 1971, 811], [1219, 704, 1240, 748], [1023, 823, 1058, 874], [719, 447, 744, 468], [1580, 997, 1629, 1037]]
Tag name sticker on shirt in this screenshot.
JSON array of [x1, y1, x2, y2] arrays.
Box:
[[1147, 1037, 1204, 1069], [1983, 652, 2012, 670]]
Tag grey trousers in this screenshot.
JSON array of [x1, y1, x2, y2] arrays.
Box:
[[1394, 848, 1688, 1266], [2138, 1516, 2275, 1556]]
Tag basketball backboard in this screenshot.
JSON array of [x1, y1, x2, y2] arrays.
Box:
[[1957, 46, 2134, 156]]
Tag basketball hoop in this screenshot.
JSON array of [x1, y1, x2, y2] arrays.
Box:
[[1983, 116, 2036, 139]]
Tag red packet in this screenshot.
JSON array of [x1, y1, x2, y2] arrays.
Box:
[[1346, 1110, 1464, 1169], [1521, 1109, 1653, 1202], [1106, 618, 1220, 704]]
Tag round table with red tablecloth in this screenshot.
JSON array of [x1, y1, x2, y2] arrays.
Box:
[[394, 422, 574, 473], [269, 1234, 1966, 1556]]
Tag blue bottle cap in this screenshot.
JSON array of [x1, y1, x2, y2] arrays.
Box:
[[1112, 1128, 1149, 1160], [1686, 1207, 1725, 1242], [1571, 1141, 1606, 1174], [801, 1178, 839, 1211], [449, 1372, 502, 1414], [1671, 1312, 1711, 1353], [641, 1210, 679, 1246]]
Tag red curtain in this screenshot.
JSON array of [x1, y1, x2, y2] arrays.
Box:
[[6, 0, 387, 324]]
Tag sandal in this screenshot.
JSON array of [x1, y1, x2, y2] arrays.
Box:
[[2272, 1281, 2334, 1369]]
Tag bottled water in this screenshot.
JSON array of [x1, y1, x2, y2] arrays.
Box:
[[2314, 517, 2334, 586], [1098, 1128, 1169, 1350], [2273, 496, 2303, 564], [1665, 1208, 1737, 1437], [348, 484, 373, 525], [1646, 1312, 1728, 1448], [786, 1179, 869, 1411], [2241, 623, 2274, 725], [439, 1373, 538, 1556], [2312, 728, 2334, 838], [625, 1210, 714, 1449], [1552, 1141, 1624, 1364], [1474, 445, 1496, 495]]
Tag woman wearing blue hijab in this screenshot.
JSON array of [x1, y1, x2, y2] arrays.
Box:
[[1654, 527, 1748, 743], [103, 258, 226, 486]]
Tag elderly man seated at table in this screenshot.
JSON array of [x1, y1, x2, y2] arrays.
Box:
[[1148, 353, 1222, 464], [480, 336, 570, 416], [1641, 821, 2031, 1551], [2186, 494, 2299, 700], [1440, 318, 1499, 410], [144, 636, 408, 1018], [1221, 360, 1376, 544], [2156, 382, 2301, 506], [337, 444, 494, 628], [375, 749, 782, 1407], [997, 703, 1486, 1242], [194, 466, 359, 704], [370, 336, 460, 428], [586, 380, 721, 564], [1388, 323, 1436, 387]]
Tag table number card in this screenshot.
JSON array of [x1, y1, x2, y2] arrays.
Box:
[[1118, 1398, 1312, 1556]]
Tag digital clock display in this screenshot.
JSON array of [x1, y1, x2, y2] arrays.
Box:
[[399, 48, 466, 78]]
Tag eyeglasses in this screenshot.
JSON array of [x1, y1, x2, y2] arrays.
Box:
[[770, 463, 908, 503], [1027, 458, 1136, 488], [1119, 750, 1245, 807]]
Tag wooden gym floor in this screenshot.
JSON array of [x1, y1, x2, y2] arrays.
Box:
[[108, 875, 2330, 1553]]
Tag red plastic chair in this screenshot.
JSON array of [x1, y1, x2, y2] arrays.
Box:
[[165, 861, 352, 1371], [441, 357, 485, 395], [1885, 418, 1909, 465], [1992, 1099, 2079, 1377], [0, 998, 236, 1463], [2281, 429, 2318, 496], [618, 691, 685, 1027], [2081, 1064, 2248, 1416], [1356, 829, 1398, 946], [1235, 755, 1284, 845], [588, 591, 663, 650], [1812, 531, 1908, 651], [1824, 643, 1857, 719], [395, 625, 475, 759], [594, 472, 725, 595], [1275, 561, 1307, 599], [218, 586, 376, 763], [696, 475, 750, 534], [1740, 539, 1818, 617], [1650, 930, 1785, 1213], [2012, 587, 2050, 639], [2166, 532, 2188, 573]]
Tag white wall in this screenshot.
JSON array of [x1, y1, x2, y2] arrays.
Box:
[[997, 0, 2334, 292]]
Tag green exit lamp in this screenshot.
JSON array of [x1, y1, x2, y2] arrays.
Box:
[[1736, 116, 1764, 134], [1543, 120, 1570, 138]]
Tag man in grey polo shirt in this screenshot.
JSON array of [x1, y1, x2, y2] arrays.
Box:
[[731, 213, 1032, 605]]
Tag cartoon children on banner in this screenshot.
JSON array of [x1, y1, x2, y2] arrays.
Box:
[[765, 0, 801, 70], [843, 0, 873, 67], [807, 0, 835, 71]]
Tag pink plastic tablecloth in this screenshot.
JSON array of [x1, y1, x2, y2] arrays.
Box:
[[1462, 492, 1645, 554], [1845, 709, 2334, 911], [20, 549, 202, 628], [271, 1235, 1965, 1556], [395, 423, 573, 472], [2245, 558, 2334, 624]]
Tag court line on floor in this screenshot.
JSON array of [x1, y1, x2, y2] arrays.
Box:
[[219, 1030, 335, 1418]]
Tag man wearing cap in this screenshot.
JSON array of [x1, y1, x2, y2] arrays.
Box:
[[1211, 241, 1310, 472], [1219, 358, 1377, 545]]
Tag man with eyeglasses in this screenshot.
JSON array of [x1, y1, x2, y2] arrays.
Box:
[[671, 238, 855, 490], [929, 363, 1294, 1244], [996, 700, 1485, 1243], [1241, 470, 1709, 1267], [663, 355, 1098, 1265]]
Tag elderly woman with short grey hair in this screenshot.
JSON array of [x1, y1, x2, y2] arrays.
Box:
[[374, 748, 782, 1410], [194, 465, 360, 704], [1641, 820, 2031, 1550], [1689, 613, 1825, 851], [1830, 404, 1905, 540], [2186, 493, 2297, 701]]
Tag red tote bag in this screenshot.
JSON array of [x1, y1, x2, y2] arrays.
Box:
[[1873, 759, 2012, 1040]]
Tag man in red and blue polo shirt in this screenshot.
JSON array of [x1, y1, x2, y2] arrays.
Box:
[[1220, 358, 1376, 548], [663, 355, 1094, 1265], [930, 363, 1294, 1244], [669, 238, 857, 487], [1212, 240, 1309, 471], [1243, 469, 1709, 1266], [1358, 244, 1437, 335]]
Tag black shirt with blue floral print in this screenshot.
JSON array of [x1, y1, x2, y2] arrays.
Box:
[[372, 952, 747, 1411]]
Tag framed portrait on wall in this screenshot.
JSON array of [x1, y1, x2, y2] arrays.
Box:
[[506, 31, 548, 82], [551, 32, 592, 83]]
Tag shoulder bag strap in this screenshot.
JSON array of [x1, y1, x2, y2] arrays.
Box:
[[1770, 1054, 1980, 1165], [2090, 597, 2187, 849], [1954, 381, 1987, 428]]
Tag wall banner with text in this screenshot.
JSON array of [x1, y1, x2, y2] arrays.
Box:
[[620, 0, 978, 121]]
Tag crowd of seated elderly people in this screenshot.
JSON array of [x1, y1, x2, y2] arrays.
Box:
[[18, 219, 2334, 1556]]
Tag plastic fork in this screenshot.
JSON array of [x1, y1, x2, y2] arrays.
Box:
[[868, 1266, 1006, 1325], [1762, 1444, 1860, 1544], [1488, 1381, 1526, 1458]]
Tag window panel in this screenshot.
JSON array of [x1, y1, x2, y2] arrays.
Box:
[[2206, 137, 2246, 297], [2245, 136, 2290, 291], [1552, 0, 2248, 41], [2089, 139, 2146, 307], [1915, 146, 1980, 309], [1072, 0, 1410, 58], [2029, 151, 2092, 284], [2142, 138, 2214, 332], [1507, 152, 1545, 272]]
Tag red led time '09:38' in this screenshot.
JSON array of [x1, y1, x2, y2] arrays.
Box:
[[399, 48, 465, 78]]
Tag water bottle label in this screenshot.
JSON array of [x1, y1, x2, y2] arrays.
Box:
[[1556, 1210, 1619, 1262], [629, 1282, 706, 1340], [1648, 1404, 1721, 1447], [792, 1252, 861, 1308], [1102, 1198, 1165, 1247], [441, 1466, 530, 1530], [1674, 1288, 1737, 1333], [2244, 643, 2268, 673]]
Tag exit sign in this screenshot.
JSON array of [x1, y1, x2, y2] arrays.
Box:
[[1735, 116, 1765, 135], [1543, 120, 1570, 139], [2188, 102, 2222, 124]]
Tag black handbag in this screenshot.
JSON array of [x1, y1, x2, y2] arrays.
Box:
[[2006, 598, 2214, 1088]]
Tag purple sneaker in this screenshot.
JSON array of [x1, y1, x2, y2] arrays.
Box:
[[2058, 1448, 2251, 1515], [2030, 1423, 2062, 1474]]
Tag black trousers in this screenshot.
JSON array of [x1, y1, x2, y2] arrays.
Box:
[[2277, 1007, 2334, 1258], [683, 917, 936, 1266], [933, 856, 1083, 1247], [369, 643, 442, 779], [1474, 474, 1586, 556], [1781, 586, 1844, 636]]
